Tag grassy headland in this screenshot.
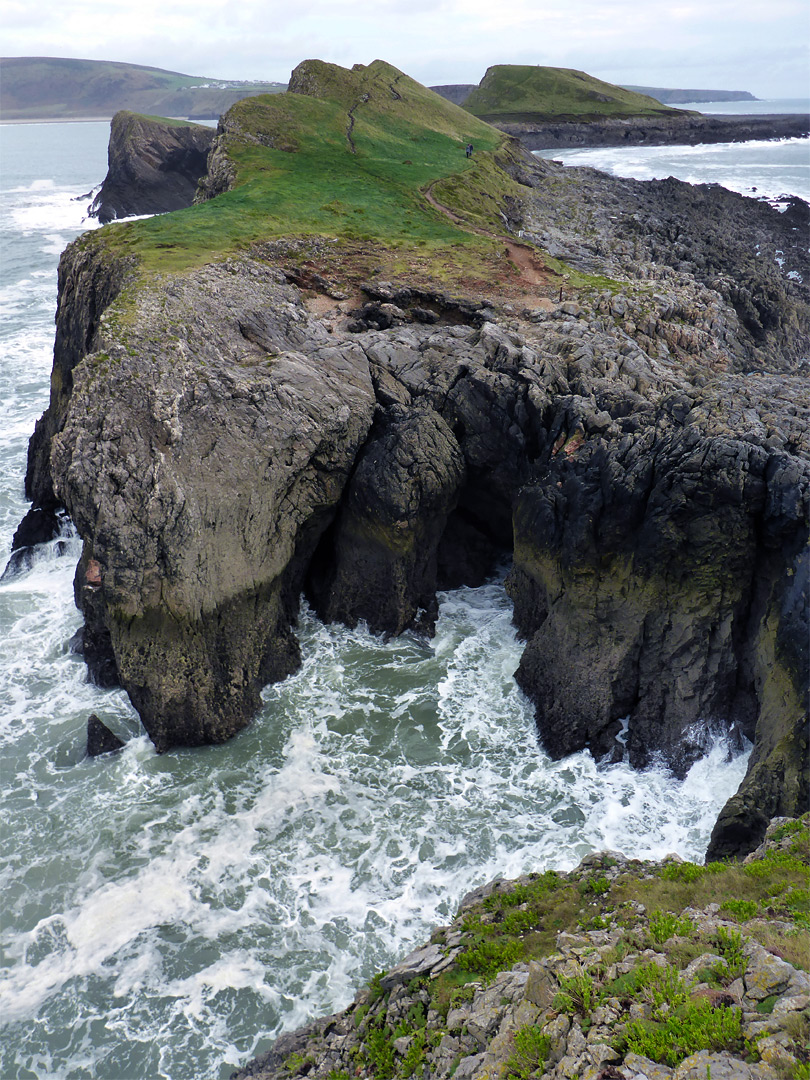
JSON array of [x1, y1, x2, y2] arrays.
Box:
[[463, 65, 693, 122], [85, 60, 532, 284]]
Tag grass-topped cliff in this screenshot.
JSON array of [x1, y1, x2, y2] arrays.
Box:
[[463, 65, 692, 122], [85, 59, 531, 281]]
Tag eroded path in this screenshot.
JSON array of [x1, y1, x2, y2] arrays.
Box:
[[423, 178, 554, 302]]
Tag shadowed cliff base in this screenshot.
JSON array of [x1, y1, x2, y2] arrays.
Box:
[[11, 59, 810, 860]]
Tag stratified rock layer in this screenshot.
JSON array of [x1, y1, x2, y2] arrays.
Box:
[[89, 110, 215, 224]]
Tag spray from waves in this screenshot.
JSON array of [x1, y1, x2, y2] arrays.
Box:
[[0, 560, 751, 1079], [535, 138, 810, 204]]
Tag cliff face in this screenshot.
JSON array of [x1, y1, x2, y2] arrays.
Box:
[[16, 81, 810, 855], [88, 111, 216, 223]]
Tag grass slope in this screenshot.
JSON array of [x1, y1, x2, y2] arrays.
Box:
[[463, 65, 690, 122], [92, 59, 523, 279], [0, 56, 284, 120]]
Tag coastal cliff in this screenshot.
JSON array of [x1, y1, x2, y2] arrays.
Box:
[[14, 60, 810, 857], [88, 110, 215, 223], [493, 113, 809, 150]]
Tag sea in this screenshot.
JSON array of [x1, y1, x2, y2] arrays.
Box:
[[0, 113, 806, 1080], [533, 98, 810, 202]]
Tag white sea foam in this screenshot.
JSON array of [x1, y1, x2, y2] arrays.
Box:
[[536, 137, 810, 203]]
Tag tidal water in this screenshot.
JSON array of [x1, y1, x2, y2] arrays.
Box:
[[536, 133, 810, 204], [1, 119, 799, 1079]]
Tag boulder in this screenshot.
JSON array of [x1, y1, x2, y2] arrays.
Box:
[[86, 714, 125, 756]]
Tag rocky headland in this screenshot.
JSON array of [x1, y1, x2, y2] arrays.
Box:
[[492, 113, 809, 151], [88, 110, 216, 224], [12, 61, 809, 863]]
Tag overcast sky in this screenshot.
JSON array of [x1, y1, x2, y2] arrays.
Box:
[[3, 0, 808, 98]]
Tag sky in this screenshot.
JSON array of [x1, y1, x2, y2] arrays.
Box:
[[2, 0, 809, 98]]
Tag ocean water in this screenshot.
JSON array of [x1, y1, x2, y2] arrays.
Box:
[[0, 120, 795, 1080], [536, 135, 810, 204], [674, 97, 810, 115]]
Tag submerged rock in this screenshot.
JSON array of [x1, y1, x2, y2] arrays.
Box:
[[86, 713, 125, 756]]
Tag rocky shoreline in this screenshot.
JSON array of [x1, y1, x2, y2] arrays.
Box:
[[232, 815, 810, 1080], [490, 113, 809, 150]]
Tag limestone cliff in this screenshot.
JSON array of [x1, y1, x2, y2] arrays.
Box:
[[89, 110, 215, 224], [14, 62, 810, 857], [232, 816, 810, 1080], [496, 113, 809, 150]]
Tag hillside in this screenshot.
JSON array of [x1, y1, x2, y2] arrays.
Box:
[[235, 815, 810, 1080], [462, 65, 690, 122], [0, 56, 285, 120], [90, 58, 518, 275]]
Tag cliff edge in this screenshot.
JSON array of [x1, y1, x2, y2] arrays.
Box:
[[232, 815, 810, 1080], [88, 110, 216, 224]]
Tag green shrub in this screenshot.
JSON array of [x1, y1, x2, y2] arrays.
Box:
[[720, 899, 758, 921], [623, 998, 743, 1066], [713, 927, 747, 982], [649, 910, 694, 943], [554, 969, 599, 1015], [504, 1025, 551, 1080], [580, 875, 610, 896], [660, 862, 705, 883], [364, 1024, 396, 1079], [457, 938, 524, 977]]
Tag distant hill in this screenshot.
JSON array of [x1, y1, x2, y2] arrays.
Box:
[[0, 57, 286, 120], [461, 66, 686, 122], [621, 85, 758, 105], [429, 84, 476, 106]]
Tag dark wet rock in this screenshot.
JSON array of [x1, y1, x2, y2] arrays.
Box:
[[89, 111, 216, 224], [309, 404, 465, 636], [498, 112, 809, 151], [86, 714, 125, 756]]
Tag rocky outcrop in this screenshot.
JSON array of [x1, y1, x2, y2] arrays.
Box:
[[15, 100, 809, 854], [89, 111, 215, 224], [231, 816, 810, 1080], [497, 112, 809, 150], [46, 259, 376, 751], [86, 714, 125, 756], [620, 86, 758, 105]]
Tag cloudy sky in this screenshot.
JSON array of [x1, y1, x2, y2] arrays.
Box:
[[3, 0, 808, 97]]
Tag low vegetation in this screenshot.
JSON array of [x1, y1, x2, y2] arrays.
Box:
[[263, 815, 810, 1080]]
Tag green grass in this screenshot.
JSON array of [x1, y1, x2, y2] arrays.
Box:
[[92, 59, 515, 276], [463, 65, 689, 122]]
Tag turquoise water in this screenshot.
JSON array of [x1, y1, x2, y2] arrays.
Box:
[[0, 121, 775, 1079]]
